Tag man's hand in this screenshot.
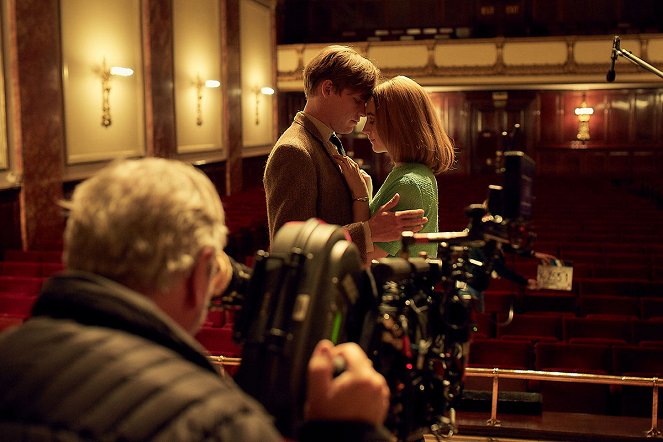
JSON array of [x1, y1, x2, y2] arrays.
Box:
[[368, 193, 427, 243], [527, 278, 541, 290], [533, 251, 558, 265], [305, 340, 389, 426]]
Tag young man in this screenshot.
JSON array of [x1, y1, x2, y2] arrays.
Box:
[[264, 45, 428, 262], [0, 158, 390, 441]]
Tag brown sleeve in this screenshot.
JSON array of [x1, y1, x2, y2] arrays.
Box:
[[345, 221, 367, 262], [264, 144, 318, 242]]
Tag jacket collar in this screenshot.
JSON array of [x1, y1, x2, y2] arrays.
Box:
[[294, 112, 340, 158], [32, 271, 218, 374]]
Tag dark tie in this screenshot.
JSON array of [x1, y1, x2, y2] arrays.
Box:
[[330, 134, 346, 156]]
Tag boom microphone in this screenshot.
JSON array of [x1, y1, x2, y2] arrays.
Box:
[[606, 36, 619, 82]]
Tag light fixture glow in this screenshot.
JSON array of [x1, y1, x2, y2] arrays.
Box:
[[574, 95, 594, 142], [98, 58, 135, 127], [109, 66, 134, 77], [574, 107, 594, 116], [255, 85, 275, 125], [194, 75, 222, 126]]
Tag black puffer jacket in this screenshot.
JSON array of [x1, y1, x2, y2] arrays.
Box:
[[0, 271, 390, 442]]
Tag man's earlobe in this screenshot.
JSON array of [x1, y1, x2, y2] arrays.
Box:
[[210, 252, 233, 297], [186, 248, 216, 306], [321, 79, 334, 97]]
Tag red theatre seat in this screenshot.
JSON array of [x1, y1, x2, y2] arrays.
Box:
[[522, 292, 577, 315], [534, 341, 613, 414], [482, 290, 517, 316], [631, 319, 663, 346], [0, 294, 36, 317], [194, 326, 242, 356], [0, 276, 45, 297], [466, 338, 533, 391], [2, 250, 62, 263], [563, 316, 632, 345], [468, 338, 533, 370], [577, 295, 639, 319], [0, 262, 41, 277], [535, 341, 612, 373], [496, 313, 563, 343], [612, 345, 663, 416], [0, 314, 24, 332], [640, 297, 663, 320], [578, 278, 663, 297]]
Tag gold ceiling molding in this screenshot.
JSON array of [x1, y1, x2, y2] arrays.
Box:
[[277, 34, 663, 89]]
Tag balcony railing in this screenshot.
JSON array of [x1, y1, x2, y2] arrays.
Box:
[[210, 356, 662, 438]]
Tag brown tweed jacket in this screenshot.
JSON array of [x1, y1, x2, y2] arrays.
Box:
[[264, 112, 367, 258]]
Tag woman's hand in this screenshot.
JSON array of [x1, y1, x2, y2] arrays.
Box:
[[334, 155, 370, 200]]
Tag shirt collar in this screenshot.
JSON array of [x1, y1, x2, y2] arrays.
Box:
[[303, 112, 335, 143]]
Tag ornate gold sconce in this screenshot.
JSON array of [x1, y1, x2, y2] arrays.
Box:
[[574, 95, 594, 142], [98, 58, 134, 127], [254, 86, 274, 125], [194, 75, 221, 126]]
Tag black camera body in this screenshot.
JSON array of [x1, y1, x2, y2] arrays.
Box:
[[217, 151, 536, 440]]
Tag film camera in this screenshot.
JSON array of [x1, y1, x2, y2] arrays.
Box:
[[214, 151, 535, 441]]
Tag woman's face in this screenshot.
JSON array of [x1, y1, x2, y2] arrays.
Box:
[[361, 98, 387, 154]]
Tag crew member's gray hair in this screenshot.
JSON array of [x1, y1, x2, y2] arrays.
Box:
[[63, 158, 228, 294]]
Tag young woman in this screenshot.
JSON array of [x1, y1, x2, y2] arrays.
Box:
[[336, 75, 455, 261]]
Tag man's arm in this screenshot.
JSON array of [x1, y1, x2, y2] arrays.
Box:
[[264, 145, 318, 241]]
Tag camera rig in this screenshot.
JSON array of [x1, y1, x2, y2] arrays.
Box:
[[214, 151, 535, 441]]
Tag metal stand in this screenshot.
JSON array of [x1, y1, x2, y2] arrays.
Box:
[[608, 35, 663, 82]]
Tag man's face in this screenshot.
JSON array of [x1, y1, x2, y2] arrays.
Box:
[[190, 250, 226, 335], [327, 87, 368, 134]]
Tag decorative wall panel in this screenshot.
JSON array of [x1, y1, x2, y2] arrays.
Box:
[[240, 0, 274, 149], [173, 0, 223, 155], [61, 0, 145, 164]]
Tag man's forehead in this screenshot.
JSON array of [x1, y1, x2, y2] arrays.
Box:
[[343, 89, 371, 100]]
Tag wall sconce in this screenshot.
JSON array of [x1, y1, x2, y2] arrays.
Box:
[[194, 74, 221, 126], [98, 58, 134, 127], [574, 95, 594, 142], [254, 86, 274, 125]]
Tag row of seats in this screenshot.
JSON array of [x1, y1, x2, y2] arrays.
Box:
[[219, 187, 269, 265], [0, 261, 64, 278], [438, 175, 663, 414], [466, 339, 663, 416], [1, 249, 63, 263], [0, 186, 270, 334], [476, 311, 663, 345], [469, 338, 663, 376], [483, 289, 663, 319]]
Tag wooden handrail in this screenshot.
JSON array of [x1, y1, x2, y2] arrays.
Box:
[[209, 355, 241, 367], [465, 367, 662, 437], [209, 356, 662, 437]]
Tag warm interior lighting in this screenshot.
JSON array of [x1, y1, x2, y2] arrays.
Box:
[[109, 66, 134, 77], [98, 58, 134, 127], [195, 75, 221, 126], [255, 86, 275, 125], [574, 106, 594, 116], [574, 95, 594, 141]]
